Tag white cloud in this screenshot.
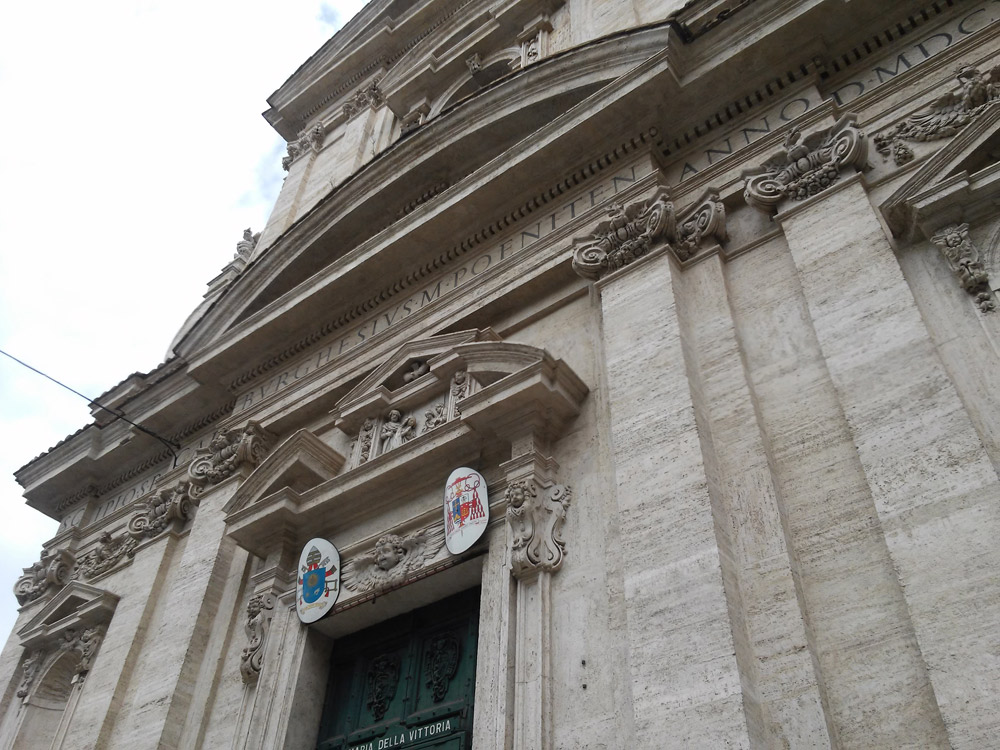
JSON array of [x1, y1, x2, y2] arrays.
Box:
[[0, 0, 367, 641]]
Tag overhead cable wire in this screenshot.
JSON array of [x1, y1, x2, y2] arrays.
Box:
[[0, 348, 180, 464]]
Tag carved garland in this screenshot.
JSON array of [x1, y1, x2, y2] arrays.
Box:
[[743, 115, 868, 213], [929, 223, 996, 312], [875, 65, 1000, 165]]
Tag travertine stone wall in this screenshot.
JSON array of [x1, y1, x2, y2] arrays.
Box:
[[673, 251, 830, 748], [779, 178, 1000, 749], [595, 250, 751, 748]]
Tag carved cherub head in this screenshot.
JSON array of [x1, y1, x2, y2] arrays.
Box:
[[210, 429, 231, 452], [374, 534, 406, 570]]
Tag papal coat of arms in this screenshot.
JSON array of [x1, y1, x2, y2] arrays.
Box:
[[444, 467, 488, 554], [296, 538, 341, 624]]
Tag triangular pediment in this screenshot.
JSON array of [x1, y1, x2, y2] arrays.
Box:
[[882, 103, 1000, 238], [224, 429, 346, 516], [17, 581, 118, 651], [336, 328, 499, 412]]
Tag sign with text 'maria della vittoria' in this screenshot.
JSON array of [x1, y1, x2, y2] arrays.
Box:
[[444, 467, 488, 554], [296, 538, 341, 624]]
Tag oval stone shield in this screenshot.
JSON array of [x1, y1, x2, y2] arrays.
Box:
[[444, 467, 489, 554], [296, 537, 341, 624]]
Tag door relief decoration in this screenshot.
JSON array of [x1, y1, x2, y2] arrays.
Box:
[[444, 467, 489, 554], [296, 538, 341, 624], [366, 653, 401, 720], [425, 634, 460, 702]]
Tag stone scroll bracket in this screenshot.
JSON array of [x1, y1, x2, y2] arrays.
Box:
[[742, 113, 868, 215], [570, 185, 727, 281], [930, 223, 996, 312]]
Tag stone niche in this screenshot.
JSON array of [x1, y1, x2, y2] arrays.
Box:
[[223, 327, 588, 615]]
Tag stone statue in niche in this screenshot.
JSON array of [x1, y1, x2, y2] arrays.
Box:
[[423, 403, 447, 432], [403, 360, 429, 383], [379, 410, 416, 453], [343, 526, 445, 594]]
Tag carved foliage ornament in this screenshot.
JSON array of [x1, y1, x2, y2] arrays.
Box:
[[127, 481, 197, 540], [189, 421, 271, 487], [929, 223, 996, 312], [74, 531, 137, 581], [343, 81, 385, 119], [571, 190, 726, 280], [14, 548, 74, 606], [282, 123, 326, 170], [240, 592, 274, 684], [505, 481, 571, 578], [875, 65, 1000, 165], [743, 115, 868, 213], [343, 526, 445, 594]]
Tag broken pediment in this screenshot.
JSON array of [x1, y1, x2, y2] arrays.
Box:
[[378, 0, 563, 122], [224, 329, 587, 557], [882, 104, 1000, 238], [223, 429, 346, 517], [17, 581, 118, 653]]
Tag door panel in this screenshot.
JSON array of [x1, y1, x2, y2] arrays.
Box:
[[317, 588, 479, 750]]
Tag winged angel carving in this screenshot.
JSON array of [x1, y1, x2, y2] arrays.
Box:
[[343, 527, 445, 594], [875, 64, 1000, 164]]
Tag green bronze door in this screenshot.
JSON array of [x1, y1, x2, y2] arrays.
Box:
[[316, 588, 480, 750]]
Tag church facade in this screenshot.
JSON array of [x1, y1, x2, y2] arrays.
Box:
[[3, 0, 1000, 747]]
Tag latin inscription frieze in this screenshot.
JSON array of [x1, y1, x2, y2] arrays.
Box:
[[233, 158, 654, 413], [667, 2, 999, 184]]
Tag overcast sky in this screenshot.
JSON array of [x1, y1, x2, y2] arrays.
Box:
[[0, 0, 367, 642]]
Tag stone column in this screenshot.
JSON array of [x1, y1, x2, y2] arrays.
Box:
[[774, 176, 1000, 748]]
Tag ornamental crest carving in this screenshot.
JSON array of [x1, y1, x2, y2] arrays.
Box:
[[128, 481, 197, 540], [14, 548, 74, 606], [929, 223, 995, 312], [343, 526, 445, 594], [240, 592, 274, 684], [425, 634, 460, 702], [74, 531, 137, 580], [571, 188, 726, 280], [505, 481, 571, 578], [743, 115, 868, 213], [366, 653, 401, 720], [875, 65, 1000, 165], [189, 421, 272, 487]]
